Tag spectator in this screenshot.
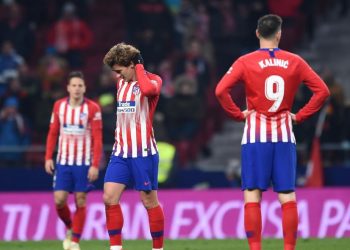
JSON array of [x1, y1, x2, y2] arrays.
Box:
[[47, 2, 93, 68], [0, 97, 29, 166], [0, 40, 25, 95], [267, 0, 305, 50], [37, 47, 68, 93], [165, 74, 204, 167], [176, 39, 212, 97], [0, 76, 33, 122], [0, 2, 35, 60], [124, 0, 175, 68]]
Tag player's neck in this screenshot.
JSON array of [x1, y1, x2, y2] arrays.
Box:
[[259, 40, 278, 50], [69, 97, 84, 107]]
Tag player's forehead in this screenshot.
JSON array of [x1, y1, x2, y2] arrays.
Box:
[[112, 64, 128, 72], [68, 77, 85, 86]]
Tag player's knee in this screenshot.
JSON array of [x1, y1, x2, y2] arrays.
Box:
[[75, 197, 86, 207], [141, 196, 159, 209], [54, 198, 67, 207], [103, 191, 119, 205]]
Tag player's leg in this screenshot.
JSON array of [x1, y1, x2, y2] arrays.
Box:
[[131, 154, 164, 250], [54, 191, 71, 226], [273, 142, 298, 250], [55, 191, 73, 250], [241, 143, 274, 250], [69, 165, 91, 248], [243, 190, 262, 250], [140, 190, 164, 250], [68, 192, 87, 250], [104, 156, 129, 250], [278, 192, 298, 250], [53, 164, 74, 250]]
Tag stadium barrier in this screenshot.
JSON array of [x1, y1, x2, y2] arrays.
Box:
[[1, 189, 350, 241]]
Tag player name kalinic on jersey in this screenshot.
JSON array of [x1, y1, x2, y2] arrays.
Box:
[[117, 101, 136, 113], [258, 58, 289, 69]]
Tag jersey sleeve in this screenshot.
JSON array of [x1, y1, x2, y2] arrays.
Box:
[[215, 59, 245, 121], [295, 58, 330, 123], [135, 64, 162, 97], [45, 102, 60, 160], [90, 103, 103, 168]]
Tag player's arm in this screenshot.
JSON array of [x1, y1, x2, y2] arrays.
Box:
[[295, 58, 330, 123], [215, 60, 246, 121], [135, 64, 162, 97], [89, 103, 103, 182], [132, 53, 162, 97], [45, 102, 60, 175]]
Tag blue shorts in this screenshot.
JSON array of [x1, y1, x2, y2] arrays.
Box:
[[104, 154, 159, 191], [53, 164, 93, 192], [241, 142, 296, 192]]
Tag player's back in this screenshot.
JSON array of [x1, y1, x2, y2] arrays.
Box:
[[240, 49, 307, 116]]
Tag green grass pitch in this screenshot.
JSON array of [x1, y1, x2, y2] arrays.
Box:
[[1, 238, 349, 250]]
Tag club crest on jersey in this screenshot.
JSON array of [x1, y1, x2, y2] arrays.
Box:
[[132, 86, 140, 95]]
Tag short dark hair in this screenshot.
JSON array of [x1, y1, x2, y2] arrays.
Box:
[[257, 14, 282, 39], [67, 71, 84, 83]]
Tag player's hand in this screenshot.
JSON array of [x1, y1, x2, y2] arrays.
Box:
[[88, 167, 99, 182], [242, 109, 255, 119], [132, 53, 144, 65], [45, 159, 55, 175]]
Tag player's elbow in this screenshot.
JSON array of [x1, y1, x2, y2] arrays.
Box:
[[321, 87, 331, 102], [215, 85, 224, 99]]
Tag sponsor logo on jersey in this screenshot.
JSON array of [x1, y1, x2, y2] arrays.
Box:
[[63, 124, 85, 135], [117, 101, 136, 113]]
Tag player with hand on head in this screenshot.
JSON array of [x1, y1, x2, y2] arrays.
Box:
[[215, 14, 330, 250], [103, 43, 164, 250], [45, 71, 103, 250]]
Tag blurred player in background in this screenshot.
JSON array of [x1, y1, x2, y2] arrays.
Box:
[[103, 43, 164, 250], [215, 14, 330, 250], [45, 71, 103, 250]]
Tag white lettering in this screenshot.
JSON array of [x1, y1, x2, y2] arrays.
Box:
[[3, 204, 30, 241], [335, 203, 350, 237], [318, 200, 344, 237], [128, 203, 150, 240], [213, 201, 242, 239], [260, 201, 268, 236], [83, 203, 108, 240], [33, 204, 50, 240], [258, 59, 289, 69], [170, 202, 195, 239], [298, 200, 310, 238], [189, 202, 219, 239], [267, 201, 282, 238]]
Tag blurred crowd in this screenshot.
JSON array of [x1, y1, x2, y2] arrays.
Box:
[[0, 0, 349, 170]]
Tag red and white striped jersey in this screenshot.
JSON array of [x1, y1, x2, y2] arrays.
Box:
[[45, 98, 102, 167], [112, 64, 162, 158], [216, 48, 330, 144], [242, 111, 295, 144]]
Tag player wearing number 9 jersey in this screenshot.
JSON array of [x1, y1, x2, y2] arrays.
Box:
[[215, 14, 329, 250]]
